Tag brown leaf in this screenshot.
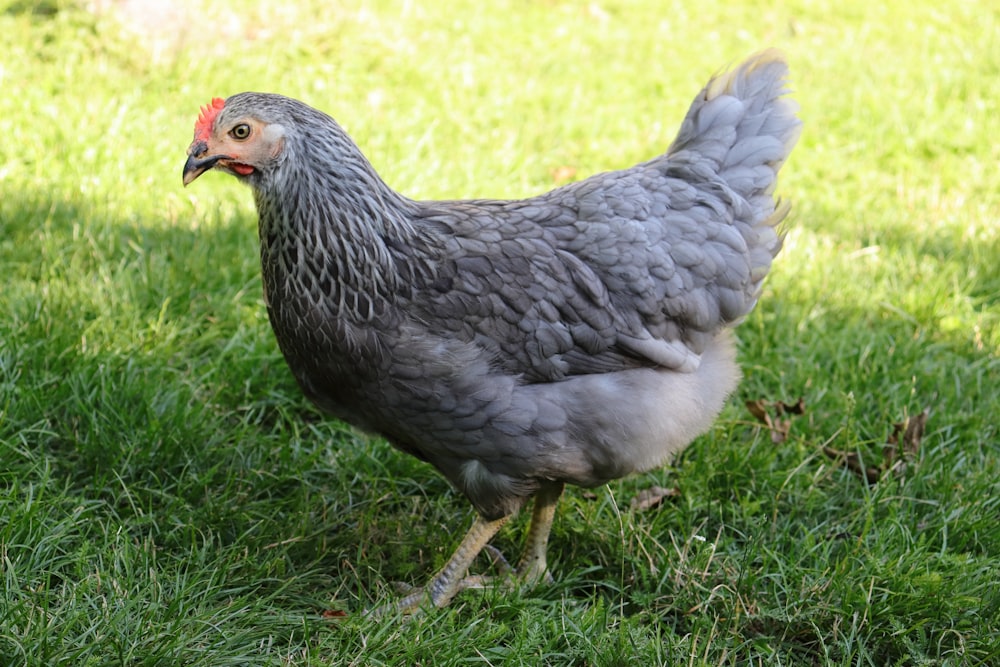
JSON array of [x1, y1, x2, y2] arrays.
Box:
[[779, 397, 807, 415], [746, 397, 804, 443], [745, 399, 773, 427], [322, 608, 348, 619], [825, 406, 930, 485], [885, 407, 930, 476], [898, 407, 928, 454], [771, 418, 792, 444], [630, 485, 680, 511]]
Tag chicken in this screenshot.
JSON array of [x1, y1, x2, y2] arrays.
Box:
[[182, 50, 801, 614]]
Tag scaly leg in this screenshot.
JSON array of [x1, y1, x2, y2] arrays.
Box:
[[369, 482, 565, 616], [514, 481, 564, 584], [370, 513, 509, 616], [456, 481, 564, 590]]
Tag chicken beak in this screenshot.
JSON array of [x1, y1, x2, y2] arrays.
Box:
[[182, 140, 230, 186]]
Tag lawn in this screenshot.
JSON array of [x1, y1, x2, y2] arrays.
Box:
[[1, 0, 998, 664]]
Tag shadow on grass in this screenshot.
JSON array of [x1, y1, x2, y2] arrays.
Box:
[[2, 187, 997, 660], [3, 182, 996, 520]]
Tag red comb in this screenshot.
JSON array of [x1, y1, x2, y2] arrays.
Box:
[[194, 97, 226, 141]]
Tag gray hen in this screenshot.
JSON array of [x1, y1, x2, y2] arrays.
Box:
[[182, 49, 801, 613]]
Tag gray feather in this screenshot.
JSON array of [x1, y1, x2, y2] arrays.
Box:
[[212, 50, 801, 519]]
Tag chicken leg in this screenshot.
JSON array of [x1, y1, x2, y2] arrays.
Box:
[[372, 482, 565, 616], [512, 481, 563, 585]]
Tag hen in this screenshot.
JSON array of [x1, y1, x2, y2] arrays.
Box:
[[183, 50, 801, 613]]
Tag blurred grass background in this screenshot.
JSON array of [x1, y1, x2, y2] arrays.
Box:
[[1, 1, 998, 664]]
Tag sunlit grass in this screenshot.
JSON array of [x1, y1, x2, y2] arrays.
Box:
[[1, 0, 998, 664]]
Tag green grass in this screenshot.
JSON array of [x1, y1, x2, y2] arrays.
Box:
[[1, 0, 998, 664]]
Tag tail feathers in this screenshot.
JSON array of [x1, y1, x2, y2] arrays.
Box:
[[663, 51, 801, 311], [667, 49, 802, 203]]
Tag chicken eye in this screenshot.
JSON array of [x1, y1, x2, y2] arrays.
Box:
[[230, 123, 252, 140]]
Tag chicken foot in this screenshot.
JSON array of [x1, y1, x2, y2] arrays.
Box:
[[371, 482, 564, 616]]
